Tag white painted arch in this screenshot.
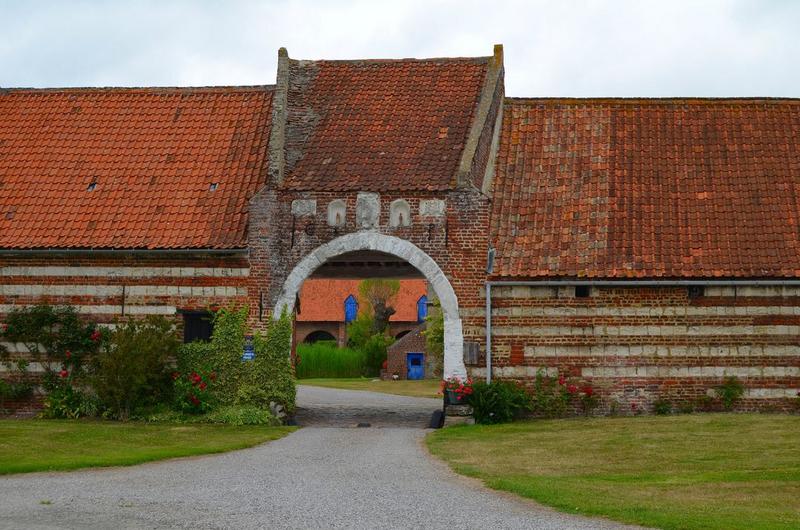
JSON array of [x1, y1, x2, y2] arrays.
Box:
[[274, 232, 466, 379]]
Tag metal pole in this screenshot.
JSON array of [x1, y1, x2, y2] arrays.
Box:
[[485, 282, 492, 384]]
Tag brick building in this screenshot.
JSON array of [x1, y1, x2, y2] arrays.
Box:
[[2, 44, 799, 413], [295, 278, 428, 346]]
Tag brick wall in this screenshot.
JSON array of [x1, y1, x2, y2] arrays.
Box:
[[385, 324, 429, 380], [0, 252, 250, 413], [247, 188, 491, 332], [466, 285, 800, 413]]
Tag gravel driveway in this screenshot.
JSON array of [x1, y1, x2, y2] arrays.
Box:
[[0, 386, 638, 529]]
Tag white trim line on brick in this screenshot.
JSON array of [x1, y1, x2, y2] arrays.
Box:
[[0, 305, 176, 315], [0, 266, 249, 278], [492, 325, 800, 336], [0, 285, 247, 297], [581, 366, 800, 378], [274, 232, 466, 379], [524, 344, 800, 358]]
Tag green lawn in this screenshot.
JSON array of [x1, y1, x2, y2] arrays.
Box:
[[0, 419, 295, 475], [300, 377, 442, 399], [427, 414, 800, 530]]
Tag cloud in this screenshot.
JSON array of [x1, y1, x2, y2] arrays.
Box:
[[0, 0, 798, 96]]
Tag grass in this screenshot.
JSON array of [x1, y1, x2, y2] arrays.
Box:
[[300, 377, 442, 399], [0, 419, 295, 475], [427, 414, 800, 530], [295, 341, 368, 378]]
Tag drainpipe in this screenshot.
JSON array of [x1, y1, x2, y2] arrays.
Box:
[[483, 278, 800, 384], [485, 283, 492, 384]]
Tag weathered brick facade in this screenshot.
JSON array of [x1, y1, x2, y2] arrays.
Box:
[[470, 285, 800, 413], [2, 45, 800, 415]]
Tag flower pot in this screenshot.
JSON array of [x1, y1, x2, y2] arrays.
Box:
[[445, 389, 460, 405]]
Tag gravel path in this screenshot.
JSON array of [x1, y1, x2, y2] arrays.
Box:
[[0, 386, 639, 529]]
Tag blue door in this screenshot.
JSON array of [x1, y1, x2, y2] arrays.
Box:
[[407, 352, 424, 380]]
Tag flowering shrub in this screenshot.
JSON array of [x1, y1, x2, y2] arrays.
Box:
[[441, 376, 474, 403], [530, 370, 572, 418], [470, 380, 532, 424], [2, 304, 106, 418], [579, 385, 600, 416], [174, 370, 216, 414]]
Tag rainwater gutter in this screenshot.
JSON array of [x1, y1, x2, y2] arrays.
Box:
[[483, 279, 800, 384], [0, 248, 247, 255]]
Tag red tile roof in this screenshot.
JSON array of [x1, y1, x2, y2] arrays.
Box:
[[296, 279, 427, 322], [282, 58, 488, 191], [491, 98, 800, 279], [0, 86, 273, 249]]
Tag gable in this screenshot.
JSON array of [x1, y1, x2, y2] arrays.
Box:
[[280, 57, 490, 191]]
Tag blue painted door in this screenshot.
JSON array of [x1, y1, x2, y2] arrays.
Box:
[[407, 352, 424, 380]]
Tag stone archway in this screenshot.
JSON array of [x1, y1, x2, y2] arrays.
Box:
[[275, 232, 466, 379]]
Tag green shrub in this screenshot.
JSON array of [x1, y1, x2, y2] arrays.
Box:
[[239, 311, 296, 414], [203, 405, 279, 426], [362, 334, 394, 376], [176, 341, 214, 374], [653, 398, 673, 415], [295, 341, 367, 378], [2, 304, 105, 418], [2, 304, 102, 378], [41, 379, 99, 419], [91, 316, 179, 420], [173, 369, 217, 414], [172, 308, 296, 416], [530, 370, 571, 418], [470, 380, 532, 424], [715, 376, 745, 411]]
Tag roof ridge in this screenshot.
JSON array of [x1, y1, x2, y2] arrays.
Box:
[[291, 56, 491, 66], [506, 96, 800, 105], [0, 85, 275, 94]]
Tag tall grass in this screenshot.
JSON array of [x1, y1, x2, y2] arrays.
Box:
[[295, 341, 368, 378]]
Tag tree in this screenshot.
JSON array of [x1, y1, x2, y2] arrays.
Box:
[[358, 279, 400, 334], [422, 298, 444, 377]]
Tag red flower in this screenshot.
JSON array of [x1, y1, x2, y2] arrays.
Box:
[[582, 385, 594, 397], [567, 384, 578, 394], [59, 369, 69, 379], [65, 350, 72, 360], [558, 375, 566, 386], [90, 329, 101, 342], [189, 395, 200, 406], [171, 371, 180, 381], [199, 382, 207, 391]]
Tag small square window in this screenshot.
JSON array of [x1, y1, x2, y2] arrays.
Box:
[[575, 285, 591, 298], [183, 311, 213, 343], [687, 286, 705, 299]]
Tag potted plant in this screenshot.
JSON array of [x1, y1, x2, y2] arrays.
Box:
[[440, 376, 473, 405]]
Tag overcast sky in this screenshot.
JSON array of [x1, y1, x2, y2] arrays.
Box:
[[1, 0, 797, 97]]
